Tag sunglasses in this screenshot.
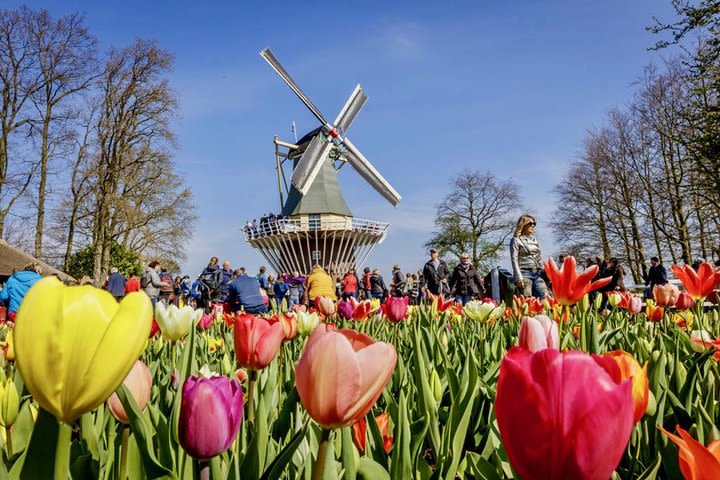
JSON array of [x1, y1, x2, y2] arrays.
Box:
[[528, 222, 537, 226]]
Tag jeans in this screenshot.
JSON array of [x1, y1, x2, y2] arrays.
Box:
[[455, 294, 471, 305], [518, 269, 548, 300], [371, 293, 384, 302], [288, 294, 299, 310], [342, 292, 356, 301], [245, 305, 268, 315]]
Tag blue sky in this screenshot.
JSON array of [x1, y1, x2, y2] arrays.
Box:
[[15, 0, 679, 277]]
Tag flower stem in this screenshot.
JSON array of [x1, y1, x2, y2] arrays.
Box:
[[119, 427, 129, 480], [248, 370, 257, 426], [312, 428, 331, 480], [198, 460, 209, 480], [5, 426, 12, 458], [54, 422, 72, 480]]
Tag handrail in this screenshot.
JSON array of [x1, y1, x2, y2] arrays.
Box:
[[242, 217, 389, 241]]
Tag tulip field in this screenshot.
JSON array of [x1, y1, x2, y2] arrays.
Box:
[[1, 259, 720, 479]]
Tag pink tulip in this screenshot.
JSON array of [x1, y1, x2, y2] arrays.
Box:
[[653, 283, 679, 307], [518, 315, 559, 352], [495, 348, 634, 480], [381, 296, 409, 323], [178, 375, 243, 459], [337, 301, 354, 320], [295, 325, 396, 428], [197, 314, 213, 330], [315, 296, 336, 317], [106, 360, 152, 424], [233, 313, 285, 370], [676, 292, 695, 311]]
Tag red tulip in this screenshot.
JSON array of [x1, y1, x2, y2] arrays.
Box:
[[149, 318, 160, 338], [349, 297, 374, 320], [178, 375, 243, 459], [235, 368, 248, 382], [659, 425, 720, 479], [672, 263, 720, 301], [269, 313, 298, 341], [518, 315, 559, 352], [352, 412, 393, 454], [106, 360, 152, 424], [233, 314, 285, 370], [595, 350, 649, 424], [645, 301, 664, 322], [381, 296, 409, 323], [295, 325, 396, 428], [653, 283, 679, 307], [676, 291, 695, 311], [495, 347, 634, 480], [512, 295, 545, 317], [428, 293, 455, 313], [543, 256, 612, 306], [617, 292, 642, 314]]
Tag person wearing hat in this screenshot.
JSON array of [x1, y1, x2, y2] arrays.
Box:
[[449, 253, 484, 305], [390, 264, 406, 297], [422, 248, 450, 297]]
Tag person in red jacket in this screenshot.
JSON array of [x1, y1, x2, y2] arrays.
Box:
[[341, 269, 359, 300], [125, 275, 141, 293]]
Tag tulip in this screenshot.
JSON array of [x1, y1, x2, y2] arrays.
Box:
[[149, 318, 160, 338], [14, 277, 152, 423], [155, 303, 202, 341], [645, 300, 664, 322], [671, 262, 720, 301], [433, 294, 455, 313], [464, 300, 503, 322], [495, 347, 634, 480], [178, 375, 243, 459], [381, 296, 409, 323], [295, 325, 396, 428], [296, 310, 320, 337], [653, 283, 680, 307], [337, 301, 354, 320], [676, 292, 695, 311], [512, 295, 545, 317], [233, 314, 285, 370], [543, 256, 612, 306], [674, 311, 694, 328], [0, 379, 19, 428], [607, 292, 623, 308], [106, 360, 152, 424], [207, 337, 224, 353], [235, 368, 248, 382], [352, 412, 393, 454], [618, 292, 642, 314], [659, 425, 720, 479], [272, 313, 298, 340], [315, 296, 336, 317], [596, 350, 649, 424], [1, 328, 14, 362], [518, 315, 559, 352], [689, 330, 720, 353], [349, 297, 374, 320], [197, 314, 213, 330]]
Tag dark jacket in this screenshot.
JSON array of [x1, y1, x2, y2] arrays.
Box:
[[370, 274, 388, 295], [422, 259, 450, 295], [274, 281, 289, 299], [0, 270, 42, 313], [107, 272, 127, 298], [219, 268, 233, 295], [391, 270, 406, 296], [646, 264, 668, 289], [228, 275, 265, 313], [449, 263, 484, 296]]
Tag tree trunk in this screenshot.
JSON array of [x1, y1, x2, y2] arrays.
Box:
[[34, 113, 51, 259]]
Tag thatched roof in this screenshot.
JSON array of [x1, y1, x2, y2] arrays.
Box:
[[0, 239, 73, 281]]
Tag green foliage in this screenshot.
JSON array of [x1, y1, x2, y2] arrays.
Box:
[[67, 243, 143, 279]]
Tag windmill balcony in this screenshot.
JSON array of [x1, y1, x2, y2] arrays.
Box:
[[242, 215, 389, 241]]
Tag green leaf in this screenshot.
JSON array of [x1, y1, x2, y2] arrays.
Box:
[[340, 426, 357, 480], [18, 408, 58, 480], [116, 384, 176, 479], [637, 454, 662, 480], [260, 422, 309, 480], [390, 391, 412, 480], [356, 457, 390, 480]]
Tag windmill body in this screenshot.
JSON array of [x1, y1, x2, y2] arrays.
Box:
[[243, 48, 401, 276]]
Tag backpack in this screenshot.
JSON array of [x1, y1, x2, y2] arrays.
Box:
[[140, 271, 152, 289], [363, 273, 372, 290], [159, 273, 174, 293]]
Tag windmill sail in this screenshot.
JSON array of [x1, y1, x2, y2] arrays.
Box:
[[343, 138, 401, 206], [334, 85, 367, 134]]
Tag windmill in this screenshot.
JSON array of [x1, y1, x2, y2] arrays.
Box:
[[242, 47, 401, 276]]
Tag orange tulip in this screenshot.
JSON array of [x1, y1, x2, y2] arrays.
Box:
[[295, 325, 396, 428], [671, 263, 720, 301], [352, 412, 393, 454], [349, 297, 375, 320], [659, 425, 720, 479], [645, 300, 664, 322], [512, 295, 545, 317], [596, 350, 649, 424], [269, 313, 298, 341], [543, 256, 612, 306]]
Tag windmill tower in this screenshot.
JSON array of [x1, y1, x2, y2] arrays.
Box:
[[243, 48, 401, 276]]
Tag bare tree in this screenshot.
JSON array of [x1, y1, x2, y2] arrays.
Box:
[[425, 170, 521, 271]]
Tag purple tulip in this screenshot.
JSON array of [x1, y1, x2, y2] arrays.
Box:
[[178, 375, 243, 459], [337, 301, 354, 320]]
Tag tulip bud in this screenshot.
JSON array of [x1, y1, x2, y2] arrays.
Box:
[[315, 297, 336, 317], [296, 310, 320, 337], [608, 292, 622, 307], [0, 328, 14, 362], [594, 292, 603, 310], [439, 330, 449, 350], [429, 369, 443, 406], [675, 292, 695, 311], [0, 379, 19, 427], [337, 301, 354, 320], [578, 294, 590, 313], [519, 315, 559, 352], [170, 369, 180, 390], [107, 360, 152, 424]]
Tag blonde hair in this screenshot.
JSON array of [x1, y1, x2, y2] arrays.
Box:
[[514, 214, 536, 237]]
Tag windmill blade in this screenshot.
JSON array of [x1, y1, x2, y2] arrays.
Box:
[[334, 85, 367, 134], [291, 134, 335, 194], [343, 138, 401, 206], [260, 48, 328, 125]]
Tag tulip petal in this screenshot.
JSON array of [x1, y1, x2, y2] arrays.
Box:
[[343, 342, 397, 425]]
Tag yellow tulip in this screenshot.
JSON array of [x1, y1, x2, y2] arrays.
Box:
[[14, 277, 152, 424], [0, 378, 19, 427], [1, 328, 14, 362]]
